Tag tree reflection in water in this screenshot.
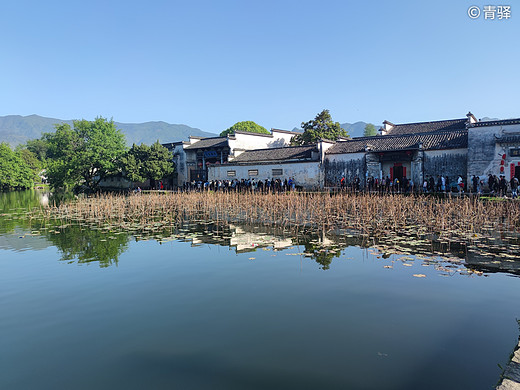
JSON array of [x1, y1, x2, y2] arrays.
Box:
[[45, 224, 130, 267], [3, 191, 519, 275]]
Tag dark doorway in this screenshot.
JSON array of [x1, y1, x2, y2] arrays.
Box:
[[393, 166, 404, 181], [190, 169, 206, 182], [515, 166, 520, 180]]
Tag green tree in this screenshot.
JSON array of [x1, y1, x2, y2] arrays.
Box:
[[25, 138, 49, 162], [43, 117, 126, 191], [363, 123, 378, 137], [43, 123, 81, 189], [220, 121, 270, 137], [291, 110, 348, 145], [0, 143, 33, 190], [15, 148, 42, 183], [122, 141, 174, 184]]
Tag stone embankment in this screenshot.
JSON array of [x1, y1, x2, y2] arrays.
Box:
[[497, 336, 520, 390]]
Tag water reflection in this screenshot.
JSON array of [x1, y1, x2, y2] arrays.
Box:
[[0, 189, 43, 212], [0, 213, 517, 277], [1, 191, 519, 275], [46, 224, 129, 267]]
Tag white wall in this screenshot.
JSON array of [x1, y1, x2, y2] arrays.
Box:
[[270, 130, 296, 145], [208, 162, 322, 189], [229, 131, 292, 152]]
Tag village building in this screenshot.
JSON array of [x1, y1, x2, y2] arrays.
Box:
[[164, 112, 520, 192], [162, 129, 297, 187], [208, 141, 334, 189], [324, 114, 473, 188], [467, 118, 520, 184]]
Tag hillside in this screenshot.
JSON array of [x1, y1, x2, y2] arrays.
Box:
[[0, 115, 216, 146], [340, 122, 378, 138]]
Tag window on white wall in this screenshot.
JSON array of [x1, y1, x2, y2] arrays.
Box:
[[248, 169, 258, 176], [272, 169, 283, 176], [227, 170, 236, 177]]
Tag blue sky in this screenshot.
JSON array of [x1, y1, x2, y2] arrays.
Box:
[[1, 0, 518, 134]]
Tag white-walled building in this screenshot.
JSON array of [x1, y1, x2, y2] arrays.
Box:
[[208, 144, 322, 189], [467, 118, 520, 185], [163, 113, 520, 192], [163, 129, 298, 186]]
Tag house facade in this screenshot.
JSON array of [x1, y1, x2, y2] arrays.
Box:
[[163, 129, 297, 187], [164, 112, 520, 191], [467, 118, 520, 184], [208, 143, 330, 189], [324, 117, 471, 187]]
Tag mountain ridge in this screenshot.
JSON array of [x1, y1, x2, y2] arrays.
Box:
[[0, 114, 381, 147], [0, 114, 216, 146]]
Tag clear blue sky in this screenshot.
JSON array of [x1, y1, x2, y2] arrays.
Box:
[[1, 0, 518, 134]]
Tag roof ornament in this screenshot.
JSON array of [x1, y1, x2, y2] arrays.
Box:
[[466, 111, 478, 124], [381, 120, 395, 135]]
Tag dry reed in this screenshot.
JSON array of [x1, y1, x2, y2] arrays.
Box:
[[35, 192, 520, 246]]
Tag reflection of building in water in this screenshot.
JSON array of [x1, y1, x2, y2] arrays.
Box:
[[0, 229, 51, 252], [184, 223, 352, 271], [39, 193, 49, 207], [187, 224, 294, 253], [229, 225, 293, 253], [466, 249, 520, 275]]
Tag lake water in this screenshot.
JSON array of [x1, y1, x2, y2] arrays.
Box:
[[1, 191, 519, 389]]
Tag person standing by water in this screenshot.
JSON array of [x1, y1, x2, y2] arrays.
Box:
[[472, 175, 478, 193], [457, 176, 464, 193], [511, 176, 519, 199]]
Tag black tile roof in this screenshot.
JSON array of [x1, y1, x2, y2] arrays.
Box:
[[469, 118, 520, 127], [184, 137, 228, 150], [231, 145, 318, 163], [326, 130, 468, 154], [386, 118, 468, 135]]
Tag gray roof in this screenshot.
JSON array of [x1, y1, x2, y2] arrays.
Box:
[[469, 118, 520, 127], [271, 128, 301, 135], [184, 137, 228, 150], [386, 118, 468, 135], [232, 130, 273, 138], [231, 145, 318, 163], [327, 130, 468, 154]]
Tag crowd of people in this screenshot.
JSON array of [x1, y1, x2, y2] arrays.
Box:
[[337, 173, 520, 197], [183, 177, 297, 193], [483, 174, 519, 198], [339, 175, 419, 193], [138, 173, 520, 198]]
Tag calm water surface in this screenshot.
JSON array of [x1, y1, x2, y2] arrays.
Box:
[[1, 191, 519, 390]]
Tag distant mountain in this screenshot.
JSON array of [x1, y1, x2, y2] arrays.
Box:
[[0, 114, 216, 146], [479, 117, 500, 122], [292, 121, 377, 138], [340, 122, 377, 138]]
